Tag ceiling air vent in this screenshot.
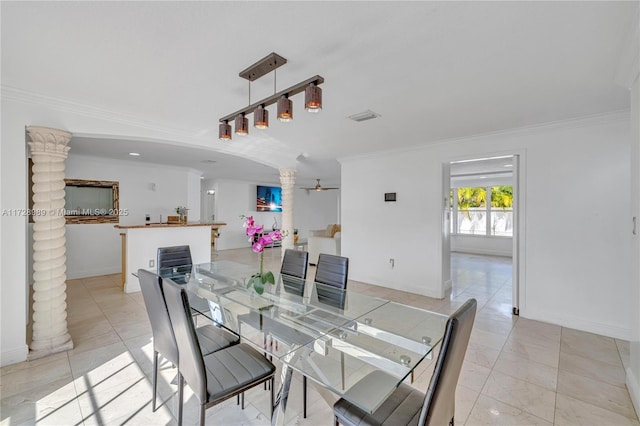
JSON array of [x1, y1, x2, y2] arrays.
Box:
[[348, 110, 380, 122]]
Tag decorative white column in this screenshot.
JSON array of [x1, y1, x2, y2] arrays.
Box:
[[27, 126, 73, 359], [279, 168, 296, 255]]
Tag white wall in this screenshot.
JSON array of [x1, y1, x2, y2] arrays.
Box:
[[623, 7, 640, 414], [123, 226, 210, 293], [63, 154, 199, 279], [0, 104, 29, 366], [629, 74, 640, 425], [341, 113, 631, 339], [451, 235, 512, 257], [293, 187, 341, 239], [214, 179, 339, 250]]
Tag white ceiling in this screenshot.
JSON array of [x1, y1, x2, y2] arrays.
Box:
[[1, 1, 634, 187]]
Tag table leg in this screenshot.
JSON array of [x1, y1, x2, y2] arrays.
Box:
[[272, 364, 293, 426]]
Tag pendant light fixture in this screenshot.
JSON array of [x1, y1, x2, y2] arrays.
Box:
[[277, 95, 293, 122], [218, 52, 324, 141], [235, 114, 249, 136], [254, 105, 269, 129], [218, 120, 232, 141], [304, 83, 322, 112]]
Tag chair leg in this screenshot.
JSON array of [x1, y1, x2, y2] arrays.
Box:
[[270, 378, 275, 420], [152, 350, 158, 412], [241, 391, 245, 409], [303, 376, 307, 419], [237, 394, 240, 405], [200, 404, 206, 426], [335, 415, 339, 426], [177, 372, 184, 426], [450, 416, 454, 426]]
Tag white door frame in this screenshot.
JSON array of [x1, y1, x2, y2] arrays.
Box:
[[443, 149, 526, 315]]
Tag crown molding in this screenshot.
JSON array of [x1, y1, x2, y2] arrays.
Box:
[[1, 85, 292, 170], [1, 85, 202, 140], [338, 110, 631, 164], [615, 3, 640, 89]]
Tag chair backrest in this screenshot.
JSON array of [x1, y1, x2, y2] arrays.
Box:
[[163, 278, 208, 402], [281, 249, 308, 296], [137, 269, 179, 365], [157, 245, 193, 281], [418, 298, 477, 426], [314, 254, 348, 308]]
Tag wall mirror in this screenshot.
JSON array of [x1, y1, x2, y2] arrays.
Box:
[[64, 179, 120, 224]]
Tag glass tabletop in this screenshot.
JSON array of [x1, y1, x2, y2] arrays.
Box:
[[185, 260, 448, 415]]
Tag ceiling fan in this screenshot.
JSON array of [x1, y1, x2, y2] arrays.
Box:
[[302, 179, 339, 191]]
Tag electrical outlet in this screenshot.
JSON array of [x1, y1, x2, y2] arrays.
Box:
[[149, 259, 155, 268]]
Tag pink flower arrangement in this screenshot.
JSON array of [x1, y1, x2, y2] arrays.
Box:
[[243, 215, 283, 253], [241, 215, 284, 294]]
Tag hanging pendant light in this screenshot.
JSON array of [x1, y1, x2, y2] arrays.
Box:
[[235, 114, 249, 135], [277, 95, 293, 122], [305, 83, 322, 112], [254, 105, 269, 129], [218, 120, 232, 141]]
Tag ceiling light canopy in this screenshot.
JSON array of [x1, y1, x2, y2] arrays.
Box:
[[218, 52, 324, 141]]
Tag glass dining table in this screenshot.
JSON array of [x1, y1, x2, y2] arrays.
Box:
[[183, 260, 448, 426]]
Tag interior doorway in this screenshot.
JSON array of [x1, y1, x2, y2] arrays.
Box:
[[444, 154, 521, 315]]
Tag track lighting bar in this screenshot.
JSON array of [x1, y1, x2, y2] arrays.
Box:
[[219, 75, 324, 123]]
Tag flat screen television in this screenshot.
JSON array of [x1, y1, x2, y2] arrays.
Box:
[[257, 185, 282, 212]]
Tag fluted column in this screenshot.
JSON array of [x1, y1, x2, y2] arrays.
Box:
[[279, 168, 296, 256], [27, 126, 73, 358]]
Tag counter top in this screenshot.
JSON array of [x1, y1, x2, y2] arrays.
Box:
[[115, 222, 226, 230]]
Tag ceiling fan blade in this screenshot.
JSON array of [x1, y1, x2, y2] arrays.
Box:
[[300, 178, 339, 190]]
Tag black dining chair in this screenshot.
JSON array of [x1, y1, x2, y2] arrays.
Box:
[[137, 269, 239, 412], [157, 245, 193, 284], [281, 249, 309, 296], [163, 278, 276, 426], [314, 253, 349, 311], [333, 298, 477, 426], [294, 253, 350, 417]]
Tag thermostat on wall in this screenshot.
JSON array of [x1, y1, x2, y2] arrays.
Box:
[[384, 192, 397, 202]]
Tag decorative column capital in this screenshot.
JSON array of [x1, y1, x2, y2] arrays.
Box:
[[279, 168, 296, 187], [27, 126, 72, 158]]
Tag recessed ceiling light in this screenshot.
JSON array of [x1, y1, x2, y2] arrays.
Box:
[[504, 164, 513, 167], [200, 176, 205, 179], [129, 152, 140, 156]]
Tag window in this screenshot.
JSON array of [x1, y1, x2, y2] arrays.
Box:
[[451, 186, 512, 237]]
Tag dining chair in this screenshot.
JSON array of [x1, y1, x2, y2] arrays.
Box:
[[314, 253, 349, 310], [163, 278, 276, 426], [137, 269, 239, 412], [333, 298, 477, 426], [280, 248, 308, 296], [157, 245, 192, 284], [295, 253, 349, 417]]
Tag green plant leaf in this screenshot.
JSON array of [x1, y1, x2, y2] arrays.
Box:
[[263, 271, 275, 284], [253, 279, 265, 295]]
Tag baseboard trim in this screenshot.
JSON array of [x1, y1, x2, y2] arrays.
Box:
[[524, 307, 630, 340], [1, 344, 29, 367], [627, 367, 640, 421]]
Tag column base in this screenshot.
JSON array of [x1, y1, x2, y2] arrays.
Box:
[[28, 338, 74, 361]]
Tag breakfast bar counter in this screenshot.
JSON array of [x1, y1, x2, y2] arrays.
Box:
[[116, 222, 226, 292]]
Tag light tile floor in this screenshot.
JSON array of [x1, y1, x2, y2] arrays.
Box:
[[1, 250, 638, 425]]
